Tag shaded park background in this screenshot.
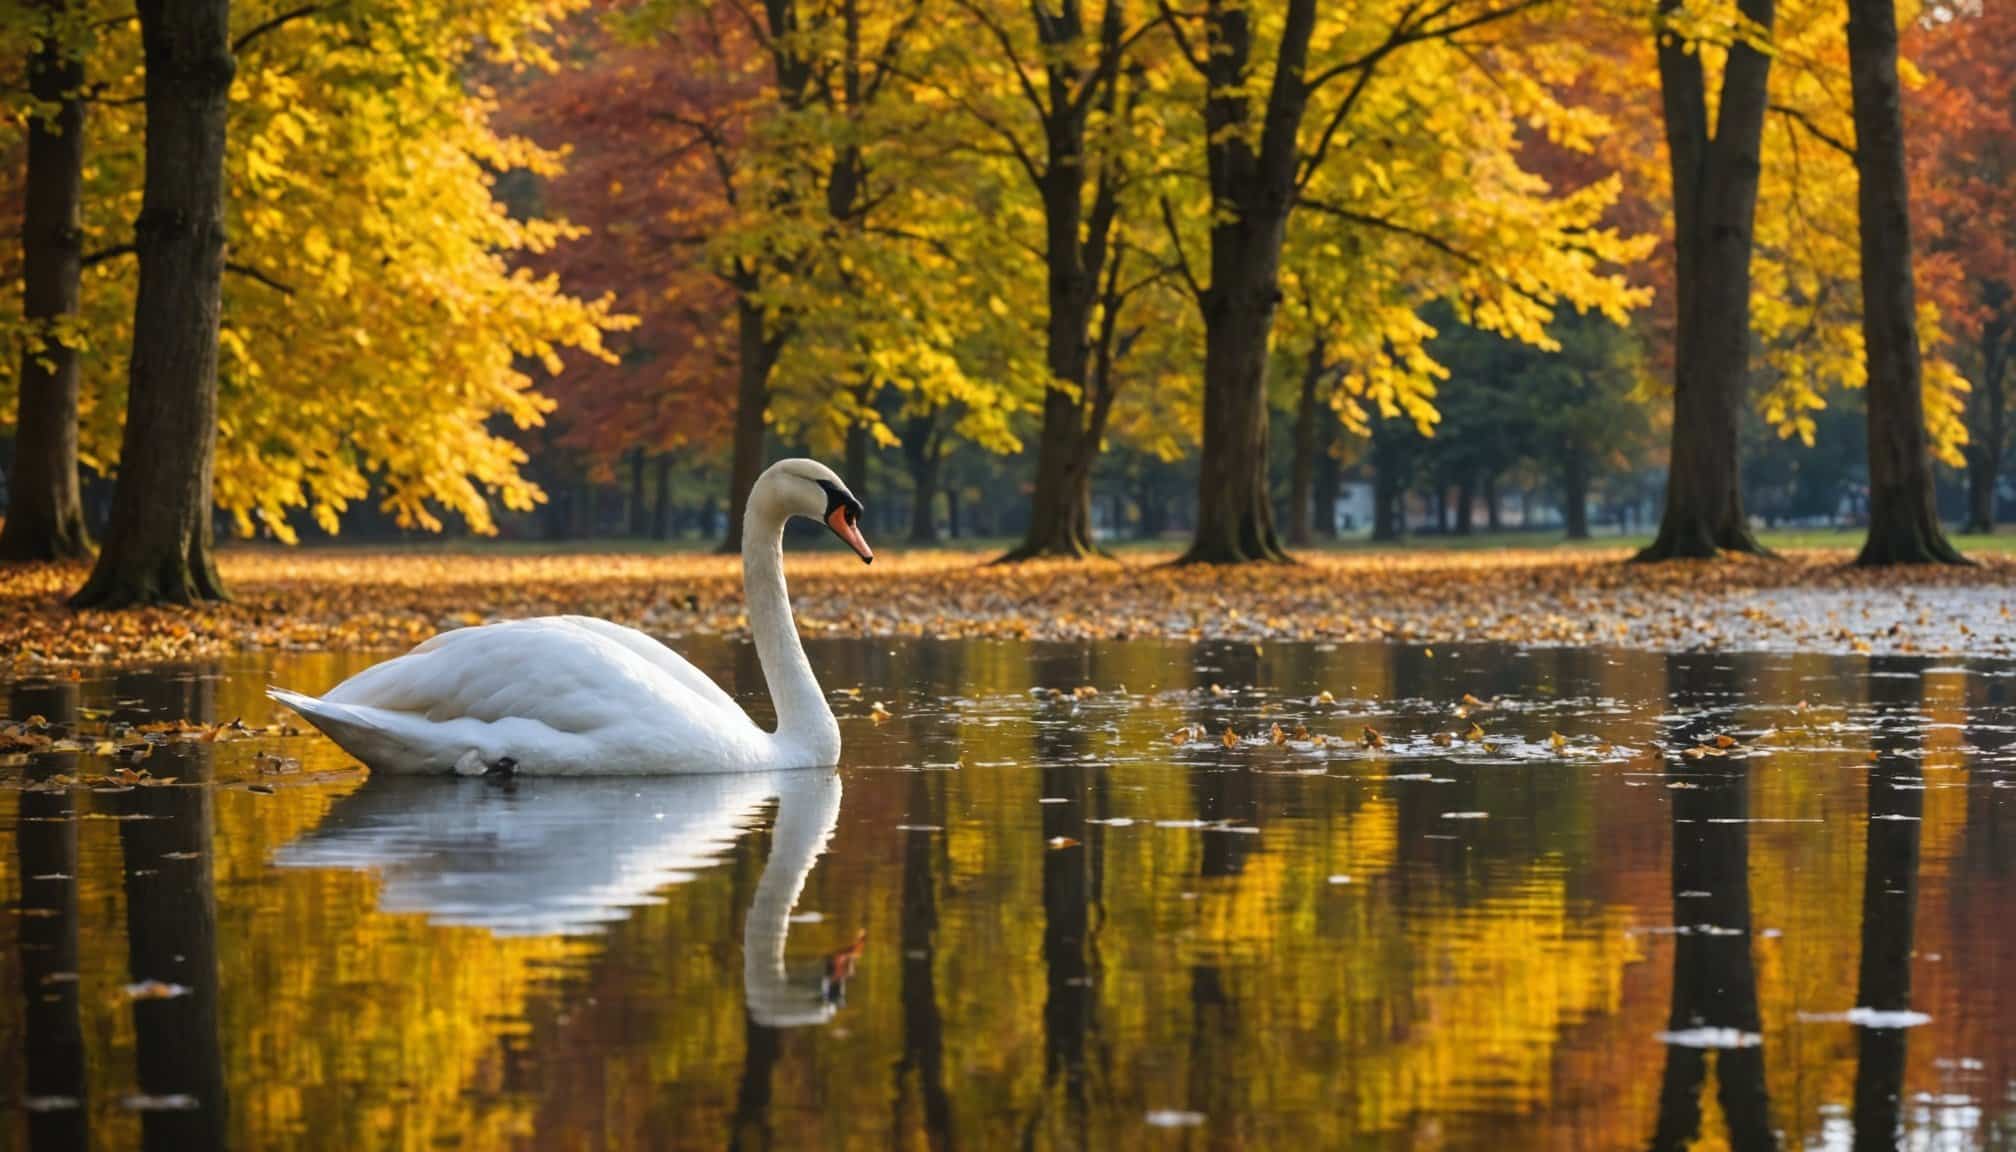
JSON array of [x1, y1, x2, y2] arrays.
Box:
[[0, 0, 2011, 593]]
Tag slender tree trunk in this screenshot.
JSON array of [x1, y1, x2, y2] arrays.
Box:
[[71, 0, 232, 608], [1312, 415, 1339, 539], [652, 453, 673, 540], [1636, 0, 1773, 561], [1483, 471, 1502, 531], [844, 400, 870, 505], [1, 0, 92, 564], [903, 412, 942, 545], [1963, 322, 2009, 533], [1287, 340, 1324, 547], [720, 289, 777, 555], [944, 466, 961, 538], [1372, 465, 1404, 542], [1848, 0, 1966, 565], [1563, 453, 1590, 539], [626, 447, 647, 537], [1454, 476, 1474, 535]]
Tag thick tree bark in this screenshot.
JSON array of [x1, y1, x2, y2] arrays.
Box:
[[1287, 340, 1325, 546], [1178, 0, 1317, 564], [1636, 0, 1774, 561], [999, 1, 1127, 563], [71, 0, 232, 608], [1562, 452, 1590, 539], [720, 290, 778, 555], [1847, 0, 1967, 565], [1, 0, 92, 564]]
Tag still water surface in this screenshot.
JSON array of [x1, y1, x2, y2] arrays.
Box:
[[1, 639, 2012, 1150]]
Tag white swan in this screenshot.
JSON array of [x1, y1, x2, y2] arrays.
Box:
[[267, 459, 873, 776], [276, 768, 853, 1026]]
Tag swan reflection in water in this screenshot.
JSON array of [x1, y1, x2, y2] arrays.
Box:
[[276, 767, 851, 1028]]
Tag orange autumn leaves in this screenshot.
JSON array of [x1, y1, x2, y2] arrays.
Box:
[[4, 546, 2016, 674]]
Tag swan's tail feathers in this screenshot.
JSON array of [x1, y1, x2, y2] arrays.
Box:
[[267, 686, 404, 770]]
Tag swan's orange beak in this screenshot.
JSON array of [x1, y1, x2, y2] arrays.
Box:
[[827, 507, 874, 563]]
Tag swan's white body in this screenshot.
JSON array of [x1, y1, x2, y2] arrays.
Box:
[[268, 460, 869, 776], [277, 769, 848, 1026]]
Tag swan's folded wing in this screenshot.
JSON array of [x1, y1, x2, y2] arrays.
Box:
[[550, 615, 743, 716], [326, 618, 745, 733]]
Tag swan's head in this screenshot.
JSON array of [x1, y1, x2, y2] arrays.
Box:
[[756, 458, 873, 563]]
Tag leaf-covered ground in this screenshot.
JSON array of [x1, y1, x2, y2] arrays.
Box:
[[3, 546, 2014, 671]]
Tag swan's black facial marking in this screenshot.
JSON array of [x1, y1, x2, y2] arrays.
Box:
[[814, 478, 863, 525], [814, 478, 874, 563]]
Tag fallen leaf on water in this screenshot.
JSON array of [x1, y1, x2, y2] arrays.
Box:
[[1464, 723, 1485, 741], [1431, 732, 1454, 747], [122, 980, 190, 1001], [1047, 836, 1080, 850], [1361, 726, 1385, 749], [1221, 727, 1239, 749]]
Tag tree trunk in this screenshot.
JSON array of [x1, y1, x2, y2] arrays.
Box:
[[1287, 340, 1324, 547], [844, 403, 871, 508], [1178, 0, 1315, 565], [1483, 471, 1501, 531], [720, 290, 777, 555], [652, 453, 673, 539], [1312, 415, 1339, 539], [71, 0, 232, 608], [1636, 0, 1773, 561], [1454, 476, 1474, 535], [0, 0, 92, 564], [1848, 0, 1966, 565], [944, 467, 961, 538], [903, 411, 942, 545], [1432, 485, 1448, 534], [1372, 465, 1404, 542], [627, 447, 647, 537], [1563, 452, 1590, 539], [1963, 322, 2009, 533]]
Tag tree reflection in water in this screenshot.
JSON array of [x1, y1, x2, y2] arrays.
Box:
[[13, 679, 87, 1152], [1649, 656, 1772, 1152], [1851, 667, 1927, 1151]]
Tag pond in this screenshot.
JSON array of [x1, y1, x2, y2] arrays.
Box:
[[2, 637, 2012, 1150]]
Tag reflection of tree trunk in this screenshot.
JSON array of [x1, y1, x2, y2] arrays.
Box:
[[896, 773, 954, 1148], [1852, 671, 1926, 1149], [1647, 656, 1773, 1152], [13, 682, 87, 1150], [1037, 657, 1105, 1138], [1184, 965, 1236, 1127], [115, 742, 227, 1151], [728, 1014, 781, 1152], [1191, 645, 1261, 877]]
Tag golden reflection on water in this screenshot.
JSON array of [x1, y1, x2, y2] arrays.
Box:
[[0, 640, 2011, 1150]]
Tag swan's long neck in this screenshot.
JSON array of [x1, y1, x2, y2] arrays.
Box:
[[743, 771, 843, 1027], [743, 502, 841, 762]]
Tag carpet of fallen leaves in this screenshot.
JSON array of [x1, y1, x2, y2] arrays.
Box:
[[4, 546, 2016, 671]]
